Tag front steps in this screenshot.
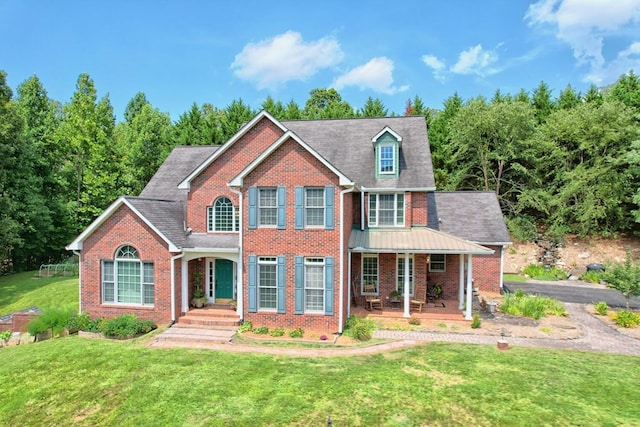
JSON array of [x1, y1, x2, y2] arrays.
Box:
[[152, 305, 240, 348]]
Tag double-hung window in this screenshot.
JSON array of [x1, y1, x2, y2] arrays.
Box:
[[362, 254, 379, 294], [259, 188, 277, 226], [369, 193, 404, 227], [102, 245, 154, 305], [379, 144, 395, 174], [396, 255, 414, 296], [258, 257, 277, 310], [304, 258, 325, 312], [429, 254, 446, 272], [207, 197, 238, 232], [305, 188, 325, 227]]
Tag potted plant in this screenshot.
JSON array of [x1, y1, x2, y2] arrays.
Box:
[[191, 272, 207, 308], [389, 290, 402, 301], [229, 300, 237, 310]]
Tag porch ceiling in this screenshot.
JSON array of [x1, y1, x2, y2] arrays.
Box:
[[348, 228, 494, 255]]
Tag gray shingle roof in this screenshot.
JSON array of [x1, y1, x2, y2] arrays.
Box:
[[429, 192, 512, 245], [282, 116, 434, 189], [140, 145, 219, 201], [125, 197, 186, 247]]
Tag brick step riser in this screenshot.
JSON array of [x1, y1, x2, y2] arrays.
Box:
[[157, 337, 232, 345], [178, 319, 241, 327]]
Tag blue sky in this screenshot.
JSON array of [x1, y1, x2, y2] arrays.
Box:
[[2, 0, 640, 121]]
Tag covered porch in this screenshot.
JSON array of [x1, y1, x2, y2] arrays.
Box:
[[348, 228, 494, 320]]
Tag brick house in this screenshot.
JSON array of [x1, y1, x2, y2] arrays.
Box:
[[67, 111, 511, 332]]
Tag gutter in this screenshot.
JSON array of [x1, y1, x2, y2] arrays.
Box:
[[339, 185, 356, 333], [171, 253, 185, 322]]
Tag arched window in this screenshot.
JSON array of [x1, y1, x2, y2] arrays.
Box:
[[102, 245, 154, 305], [207, 197, 238, 232]]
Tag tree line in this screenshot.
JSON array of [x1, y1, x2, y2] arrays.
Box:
[[1, 70, 639, 272]]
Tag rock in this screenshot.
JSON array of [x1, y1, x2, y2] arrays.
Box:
[[578, 252, 590, 259]]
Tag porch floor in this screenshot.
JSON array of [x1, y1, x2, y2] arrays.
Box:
[[351, 299, 465, 321]]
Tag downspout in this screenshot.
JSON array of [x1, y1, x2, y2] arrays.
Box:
[[230, 187, 244, 319], [73, 251, 82, 314], [171, 253, 185, 323], [360, 188, 366, 231], [339, 185, 356, 333]]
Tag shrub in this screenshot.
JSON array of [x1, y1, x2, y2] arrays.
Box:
[[238, 321, 253, 332], [611, 310, 640, 328], [522, 264, 567, 281], [344, 315, 376, 341], [500, 292, 566, 320], [0, 330, 12, 344], [288, 327, 304, 338], [408, 316, 421, 325], [27, 308, 72, 337], [593, 301, 608, 316], [580, 270, 602, 284], [269, 328, 285, 337], [471, 313, 481, 329], [66, 312, 91, 333], [253, 326, 269, 335], [100, 313, 156, 338]]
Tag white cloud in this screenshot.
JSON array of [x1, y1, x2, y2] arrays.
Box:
[[584, 41, 640, 84], [526, 0, 640, 80], [332, 57, 409, 94], [421, 55, 447, 82], [450, 44, 501, 77], [231, 31, 343, 89]]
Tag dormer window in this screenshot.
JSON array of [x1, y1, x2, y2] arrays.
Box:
[[372, 126, 402, 179]]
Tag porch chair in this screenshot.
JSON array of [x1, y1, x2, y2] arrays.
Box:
[[363, 283, 382, 311], [410, 285, 427, 313]]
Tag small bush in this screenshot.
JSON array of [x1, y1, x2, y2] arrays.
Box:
[[27, 308, 72, 337], [500, 292, 566, 320], [253, 326, 269, 335], [344, 315, 376, 341], [522, 264, 567, 281], [593, 301, 608, 316], [580, 270, 602, 284], [288, 327, 304, 338], [611, 310, 640, 328], [0, 330, 12, 344], [408, 316, 421, 325], [269, 328, 285, 337], [100, 313, 156, 338], [471, 313, 481, 329], [66, 312, 91, 333], [238, 321, 253, 332]]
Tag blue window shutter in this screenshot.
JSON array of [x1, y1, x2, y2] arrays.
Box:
[[294, 256, 304, 314], [295, 186, 304, 230], [277, 186, 286, 229], [325, 186, 334, 230], [248, 255, 257, 312], [324, 257, 334, 315], [248, 187, 257, 229], [277, 256, 286, 313]]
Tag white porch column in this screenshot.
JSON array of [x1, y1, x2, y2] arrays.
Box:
[[403, 252, 410, 318], [458, 254, 465, 309], [181, 258, 189, 313], [465, 255, 473, 320]]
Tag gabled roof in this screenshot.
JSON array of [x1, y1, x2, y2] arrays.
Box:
[[66, 196, 184, 252], [349, 228, 493, 255], [228, 130, 355, 187], [140, 145, 218, 201], [283, 116, 434, 190], [178, 110, 286, 190], [371, 126, 402, 145], [429, 192, 512, 245]]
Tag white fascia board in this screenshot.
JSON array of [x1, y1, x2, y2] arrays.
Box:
[[182, 247, 240, 254], [371, 126, 402, 143], [178, 110, 287, 190], [361, 186, 437, 192], [228, 131, 355, 188], [349, 248, 494, 255], [65, 196, 180, 252]]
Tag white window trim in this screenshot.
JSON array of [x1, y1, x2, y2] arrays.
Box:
[[361, 254, 379, 294], [379, 143, 395, 175], [258, 188, 278, 227], [304, 257, 325, 313], [304, 187, 325, 228], [102, 246, 154, 306], [396, 254, 415, 296], [258, 256, 277, 311], [429, 254, 446, 272], [207, 197, 238, 232], [368, 193, 405, 227]]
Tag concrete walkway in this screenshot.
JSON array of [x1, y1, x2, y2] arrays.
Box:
[[152, 303, 640, 357]]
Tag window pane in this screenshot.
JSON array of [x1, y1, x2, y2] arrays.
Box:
[[259, 189, 277, 226], [380, 145, 394, 173], [397, 257, 414, 295], [214, 197, 235, 231], [378, 194, 395, 226], [305, 188, 324, 226], [430, 254, 446, 272], [305, 258, 324, 311], [102, 261, 114, 302], [117, 261, 141, 303], [143, 262, 154, 305], [116, 245, 138, 259], [362, 256, 378, 293], [258, 258, 277, 310]]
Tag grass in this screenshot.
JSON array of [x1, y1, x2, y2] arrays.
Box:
[[0, 271, 79, 316], [503, 273, 527, 282], [2, 337, 640, 426]]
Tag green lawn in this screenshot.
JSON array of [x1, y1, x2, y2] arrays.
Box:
[[0, 271, 78, 316], [1, 337, 640, 426]]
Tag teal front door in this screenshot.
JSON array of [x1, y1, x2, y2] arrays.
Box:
[[214, 259, 234, 299]]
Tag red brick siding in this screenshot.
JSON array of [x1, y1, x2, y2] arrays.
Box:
[[80, 204, 179, 325], [242, 137, 343, 332], [411, 192, 428, 226], [187, 117, 285, 233], [471, 246, 502, 293]]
